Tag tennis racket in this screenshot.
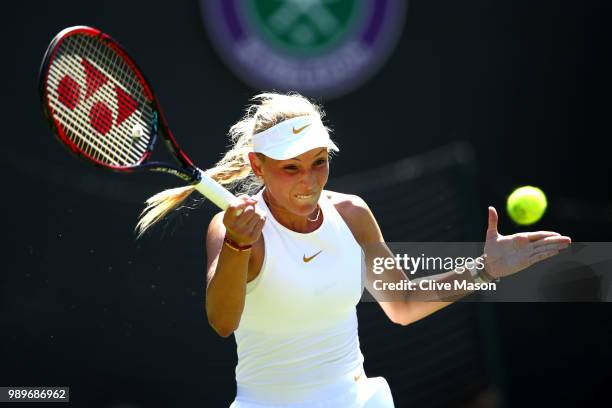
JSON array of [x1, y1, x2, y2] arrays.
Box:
[[38, 26, 235, 210]]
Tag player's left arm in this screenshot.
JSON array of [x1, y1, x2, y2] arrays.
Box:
[[335, 193, 453, 326], [336, 194, 572, 326]]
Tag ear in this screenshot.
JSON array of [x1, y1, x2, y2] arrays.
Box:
[[248, 152, 264, 178]]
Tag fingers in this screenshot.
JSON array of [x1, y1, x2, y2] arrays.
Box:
[[223, 195, 266, 246], [532, 243, 568, 255], [232, 195, 257, 217], [532, 235, 572, 249], [248, 211, 266, 238], [529, 236, 570, 264], [529, 235, 572, 265], [526, 231, 560, 241], [486, 206, 499, 239], [244, 206, 266, 232], [530, 249, 559, 265], [227, 196, 257, 217]]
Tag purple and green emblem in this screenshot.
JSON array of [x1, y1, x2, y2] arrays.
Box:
[[200, 0, 407, 99]]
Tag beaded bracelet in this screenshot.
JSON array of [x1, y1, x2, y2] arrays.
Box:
[[223, 236, 252, 252]]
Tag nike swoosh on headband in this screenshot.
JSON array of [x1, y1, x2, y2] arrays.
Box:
[[292, 124, 311, 134]]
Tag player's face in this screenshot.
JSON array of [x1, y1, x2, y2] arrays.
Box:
[[251, 148, 329, 217]]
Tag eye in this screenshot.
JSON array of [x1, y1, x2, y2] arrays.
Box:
[[283, 164, 299, 171], [314, 158, 327, 166]]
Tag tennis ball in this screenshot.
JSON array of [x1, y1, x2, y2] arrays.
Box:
[[506, 186, 547, 225]]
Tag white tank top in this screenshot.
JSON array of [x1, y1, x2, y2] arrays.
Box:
[[233, 189, 365, 405]]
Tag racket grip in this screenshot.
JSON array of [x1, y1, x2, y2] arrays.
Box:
[[193, 169, 236, 210]]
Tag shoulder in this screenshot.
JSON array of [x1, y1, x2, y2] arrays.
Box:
[[324, 190, 369, 221], [323, 190, 383, 244]]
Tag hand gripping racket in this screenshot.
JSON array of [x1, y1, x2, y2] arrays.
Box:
[[39, 26, 235, 210]]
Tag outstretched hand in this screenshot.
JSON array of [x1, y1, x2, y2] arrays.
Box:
[[483, 207, 571, 280]]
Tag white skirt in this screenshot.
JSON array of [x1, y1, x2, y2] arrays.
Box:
[[229, 376, 394, 408]]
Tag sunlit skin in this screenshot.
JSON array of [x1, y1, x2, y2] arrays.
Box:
[[248, 147, 329, 233]]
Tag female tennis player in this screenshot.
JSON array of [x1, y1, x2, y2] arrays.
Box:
[[136, 93, 571, 407]]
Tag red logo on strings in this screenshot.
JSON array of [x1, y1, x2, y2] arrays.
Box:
[[56, 57, 138, 135]]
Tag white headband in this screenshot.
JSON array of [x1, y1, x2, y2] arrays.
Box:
[[252, 116, 339, 160]]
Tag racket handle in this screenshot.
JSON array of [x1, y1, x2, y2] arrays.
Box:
[[193, 169, 236, 210]]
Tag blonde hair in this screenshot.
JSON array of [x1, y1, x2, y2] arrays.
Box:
[[135, 92, 333, 237]]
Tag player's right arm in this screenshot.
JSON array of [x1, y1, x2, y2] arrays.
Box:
[[205, 196, 265, 338]]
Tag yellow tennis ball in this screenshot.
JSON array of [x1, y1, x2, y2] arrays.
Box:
[[506, 186, 548, 225]]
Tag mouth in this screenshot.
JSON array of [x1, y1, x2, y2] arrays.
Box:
[[294, 193, 317, 200]]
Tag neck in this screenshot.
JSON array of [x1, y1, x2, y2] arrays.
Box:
[[262, 189, 322, 233]]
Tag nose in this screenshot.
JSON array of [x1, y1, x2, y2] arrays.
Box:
[[299, 169, 317, 190]]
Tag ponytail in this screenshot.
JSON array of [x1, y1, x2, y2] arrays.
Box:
[[135, 92, 328, 237]]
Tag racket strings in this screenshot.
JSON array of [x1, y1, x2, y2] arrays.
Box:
[[72, 33, 153, 141], [76, 34, 150, 160], [71, 34, 151, 160], [51, 36, 135, 163], [47, 39, 121, 164], [46, 33, 154, 167], [50, 39, 144, 165]]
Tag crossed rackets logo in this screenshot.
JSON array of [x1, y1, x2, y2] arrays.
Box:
[[264, 0, 346, 47], [56, 57, 138, 136]]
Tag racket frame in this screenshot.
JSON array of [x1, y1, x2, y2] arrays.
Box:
[[39, 26, 200, 183]]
